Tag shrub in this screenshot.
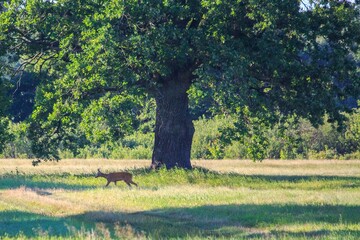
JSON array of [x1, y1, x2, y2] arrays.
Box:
[[127, 146, 152, 159], [1, 122, 32, 158], [192, 116, 235, 159], [3, 108, 360, 160], [223, 141, 248, 159], [340, 151, 360, 160]]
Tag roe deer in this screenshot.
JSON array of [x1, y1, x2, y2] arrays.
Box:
[[95, 169, 138, 187]]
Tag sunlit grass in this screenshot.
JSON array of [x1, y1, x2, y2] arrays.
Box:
[[0, 159, 359, 239], [1, 159, 360, 176]]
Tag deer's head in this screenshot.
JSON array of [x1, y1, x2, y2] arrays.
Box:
[[95, 168, 102, 178]]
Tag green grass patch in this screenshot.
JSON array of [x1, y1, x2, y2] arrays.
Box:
[[2, 166, 360, 190], [0, 160, 360, 239]]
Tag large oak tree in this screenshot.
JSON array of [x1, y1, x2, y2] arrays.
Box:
[[0, 0, 359, 168]]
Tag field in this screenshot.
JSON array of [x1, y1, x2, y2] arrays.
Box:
[[0, 159, 360, 239]]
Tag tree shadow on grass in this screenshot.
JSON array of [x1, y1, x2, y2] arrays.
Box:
[[0, 211, 72, 238], [1, 204, 360, 239], [77, 204, 360, 239]]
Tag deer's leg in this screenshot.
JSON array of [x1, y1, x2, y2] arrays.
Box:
[[114, 181, 117, 185], [130, 181, 138, 187], [105, 181, 110, 187], [125, 181, 132, 187]]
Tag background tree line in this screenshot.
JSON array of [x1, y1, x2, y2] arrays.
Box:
[[1, 72, 359, 160]]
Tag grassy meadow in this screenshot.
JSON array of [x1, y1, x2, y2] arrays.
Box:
[[0, 159, 360, 239]]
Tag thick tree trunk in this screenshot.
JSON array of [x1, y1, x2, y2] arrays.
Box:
[[151, 78, 194, 169]]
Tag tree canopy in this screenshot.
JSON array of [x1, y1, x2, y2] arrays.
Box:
[[0, 0, 359, 168]]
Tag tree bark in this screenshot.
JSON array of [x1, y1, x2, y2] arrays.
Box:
[[151, 77, 195, 169]]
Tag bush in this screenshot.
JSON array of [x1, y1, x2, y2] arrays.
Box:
[[344, 107, 360, 153], [340, 151, 360, 160], [192, 116, 235, 159], [0, 117, 12, 154], [1, 122, 33, 158], [308, 148, 339, 160], [122, 131, 154, 149], [71, 131, 154, 159], [127, 146, 152, 159], [109, 146, 128, 159], [223, 141, 248, 159], [2, 108, 360, 160]]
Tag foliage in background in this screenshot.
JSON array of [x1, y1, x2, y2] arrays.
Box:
[[1, 121, 31, 158], [0, 70, 12, 153], [0, 117, 11, 153], [344, 107, 360, 153], [192, 116, 235, 159], [2, 109, 360, 160]]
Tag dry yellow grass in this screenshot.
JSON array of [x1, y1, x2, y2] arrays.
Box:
[[0, 158, 148, 175], [193, 159, 360, 176], [1, 158, 359, 176], [1, 187, 87, 217]]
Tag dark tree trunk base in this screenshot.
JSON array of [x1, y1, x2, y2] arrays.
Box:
[[151, 78, 194, 169]]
